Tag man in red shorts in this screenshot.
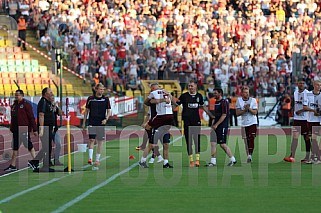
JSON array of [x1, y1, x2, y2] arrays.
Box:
[[139, 83, 174, 168], [284, 78, 310, 163], [236, 86, 258, 163], [303, 80, 321, 164]]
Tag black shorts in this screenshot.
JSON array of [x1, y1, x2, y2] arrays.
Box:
[[12, 131, 33, 151], [308, 122, 321, 136], [148, 114, 174, 129], [88, 125, 105, 141], [241, 124, 257, 139], [292, 120, 308, 135], [211, 127, 228, 144]]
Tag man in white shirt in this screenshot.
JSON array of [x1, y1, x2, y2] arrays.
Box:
[[139, 84, 174, 168], [236, 86, 258, 163], [304, 80, 321, 164], [40, 33, 52, 54], [284, 78, 310, 163]]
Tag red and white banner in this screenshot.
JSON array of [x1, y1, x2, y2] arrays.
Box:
[[0, 96, 138, 126]]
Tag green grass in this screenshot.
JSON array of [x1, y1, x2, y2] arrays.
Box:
[[1, 134, 321, 213]]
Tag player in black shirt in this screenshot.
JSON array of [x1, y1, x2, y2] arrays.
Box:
[[207, 88, 237, 167], [176, 80, 213, 167], [82, 83, 111, 168], [31, 87, 56, 172]]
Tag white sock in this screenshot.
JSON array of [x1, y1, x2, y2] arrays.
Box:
[[141, 157, 147, 163], [88, 149, 93, 160], [248, 155, 252, 159], [164, 159, 168, 165], [211, 157, 216, 165], [230, 156, 236, 162], [96, 154, 101, 161], [158, 155, 163, 160]]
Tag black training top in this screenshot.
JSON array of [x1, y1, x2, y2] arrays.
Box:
[[85, 95, 111, 125], [37, 97, 56, 127], [177, 92, 204, 122], [214, 99, 229, 128]]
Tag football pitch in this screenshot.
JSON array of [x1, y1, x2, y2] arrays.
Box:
[[1, 130, 321, 213]]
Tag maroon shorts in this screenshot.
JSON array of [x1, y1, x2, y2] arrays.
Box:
[[148, 114, 174, 129], [308, 122, 321, 136], [241, 124, 257, 139], [292, 120, 308, 135]]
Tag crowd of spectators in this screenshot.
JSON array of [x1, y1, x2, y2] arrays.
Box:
[[5, 0, 321, 98]]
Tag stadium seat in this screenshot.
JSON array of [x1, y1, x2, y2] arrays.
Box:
[[24, 59, 31, 66], [0, 54, 5, 59], [6, 47, 13, 53], [32, 73, 40, 78], [15, 53, 23, 60], [6, 53, 14, 59], [65, 84, 73, 91], [9, 72, 16, 79], [7, 59, 14, 66], [16, 73, 24, 78], [16, 65, 24, 72], [1, 72, 9, 78], [40, 72, 49, 79], [18, 84, 27, 91], [25, 72, 32, 79], [0, 48, 5, 53], [15, 59, 23, 66], [125, 90, 133, 97], [7, 66, 15, 72], [26, 78, 33, 86], [134, 90, 142, 97], [25, 66, 32, 73], [13, 47, 21, 53], [0, 60, 6, 66], [33, 78, 41, 84], [26, 84, 34, 91], [116, 84, 123, 93], [1, 66, 8, 72], [39, 66, 47, 72], [31, 60, 38, 66], [2, 78, 10, 84], [27, 90, 35, 96], [41, 78, 50, 84], [17, 78, 26, 84], [22, 53, 30, 59]]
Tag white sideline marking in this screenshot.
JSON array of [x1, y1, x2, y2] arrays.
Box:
[[52, 136, 183, 213], [0, 156, 110, 204], [0, 178, 67, 204]]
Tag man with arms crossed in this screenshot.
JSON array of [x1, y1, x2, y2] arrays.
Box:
[[83, 83, 111, 167], [236, 86, 258, 163], [284, 78, 310, 163]]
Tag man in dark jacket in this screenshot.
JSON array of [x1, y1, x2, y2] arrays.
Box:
[[4, 90, 38, 172]]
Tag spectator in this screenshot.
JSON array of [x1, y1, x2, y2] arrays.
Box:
[[40, 32, 52, 55]]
